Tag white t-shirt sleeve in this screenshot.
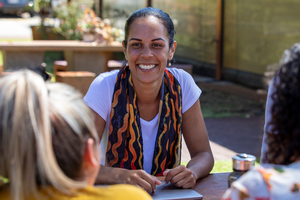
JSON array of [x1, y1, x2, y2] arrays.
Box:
[[84, 70, 118, 165], [83, 71, 117, 122], [168, 68, 202, 113], [260, 78, 276, 163]]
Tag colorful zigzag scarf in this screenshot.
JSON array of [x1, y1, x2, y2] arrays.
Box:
[[106, 65, 182, 176]]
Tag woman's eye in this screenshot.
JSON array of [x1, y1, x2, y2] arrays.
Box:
[[153, 43, 162, 47], [132, 43, 141, 47]]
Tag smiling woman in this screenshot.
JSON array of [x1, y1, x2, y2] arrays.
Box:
[[84, 7, 214, 193], [124, 15, 176, 89]]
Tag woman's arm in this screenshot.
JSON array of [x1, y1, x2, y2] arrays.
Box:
[[92, 110, 161, 192], [164, 99, 214, 188]]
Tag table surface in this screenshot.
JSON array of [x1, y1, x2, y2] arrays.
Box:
[[157, 172, 229, 200], [194, 173, 229, 200], [0, 40, 123, 51]]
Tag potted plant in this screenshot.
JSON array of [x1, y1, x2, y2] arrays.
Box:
[[51, 0, 94, 40], [30, 0, 54, 40], [77, 8, 124, 43]]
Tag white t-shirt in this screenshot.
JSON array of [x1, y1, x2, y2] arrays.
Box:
[[84, 68, 201, 174], [260, 77, 277, 163]]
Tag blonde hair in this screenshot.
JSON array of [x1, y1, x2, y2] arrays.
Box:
[[0, 70, 98, 200]]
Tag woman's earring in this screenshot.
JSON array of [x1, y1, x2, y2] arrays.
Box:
[[168, 62, 171, 67]]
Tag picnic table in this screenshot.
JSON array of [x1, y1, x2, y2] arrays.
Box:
[[194, 173, 228, 200], [0, 40, 124, 75]]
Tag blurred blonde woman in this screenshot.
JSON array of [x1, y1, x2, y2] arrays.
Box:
[[0, 70, 151, 200]]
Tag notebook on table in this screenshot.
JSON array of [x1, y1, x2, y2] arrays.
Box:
[[151, 181, 203, 200]]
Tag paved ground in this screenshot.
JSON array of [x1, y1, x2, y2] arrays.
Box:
[[181, 115, 265, 162], [181, 75, 267, 162]]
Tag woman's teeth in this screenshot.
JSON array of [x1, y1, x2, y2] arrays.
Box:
[[139, 64, 155, 69]]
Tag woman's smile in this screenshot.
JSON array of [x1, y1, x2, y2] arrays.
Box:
[[138, 64, 157, 70]]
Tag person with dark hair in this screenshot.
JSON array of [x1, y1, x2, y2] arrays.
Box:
[[84, 7, 214, 192], [0, 63, 51, 81], [222, 43, 300, 199], [29, 63, 51, 81]]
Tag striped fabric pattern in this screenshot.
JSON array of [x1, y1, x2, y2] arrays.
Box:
[[106, 65, 182, 176]]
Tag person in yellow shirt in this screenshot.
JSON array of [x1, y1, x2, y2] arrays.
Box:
[[0, 70, 151, 200]]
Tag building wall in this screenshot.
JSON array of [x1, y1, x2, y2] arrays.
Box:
[[153, 0, 217, 65], [223, 0, 300, 76]]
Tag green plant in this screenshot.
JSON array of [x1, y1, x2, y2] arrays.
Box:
[[37, 0, 52, 27], [181, 159, 260, 173], [211, 160, 233, 173], [52, 0, 93, 40], [108, 27, 125, 43], [0, 176, 9, 184], [31, 0, 57, 40], [0, 51, 3, 66], [181, 160, 232, 173]]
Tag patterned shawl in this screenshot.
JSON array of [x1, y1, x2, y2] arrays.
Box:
[[106, 65, 182, 176]]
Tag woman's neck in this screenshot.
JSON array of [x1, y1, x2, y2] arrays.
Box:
[[132, 76, 162, 104], [132, 78, 162, 121]]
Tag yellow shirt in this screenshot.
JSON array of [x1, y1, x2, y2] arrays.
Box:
[[0, 184, 152, 200]]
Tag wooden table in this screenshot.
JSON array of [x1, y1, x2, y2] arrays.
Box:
[[0, 40, 124, 75], [156, 172, 229, 200], [194, 173, 229, 200]]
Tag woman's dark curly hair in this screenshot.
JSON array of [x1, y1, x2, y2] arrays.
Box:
[[267, 43, 300, 165]]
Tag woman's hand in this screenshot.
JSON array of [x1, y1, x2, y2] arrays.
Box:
[[98, 167, 162, 193], [117, 169, 162, 193], [163, 165, 196, 188], [91, 110, 162, 192]]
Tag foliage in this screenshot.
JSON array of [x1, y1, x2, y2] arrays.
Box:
[[211, 160, 233, 173], [0, 176, 9, 184], [37, 0, 52, 13], [109, 27, 125, 43], [52, 0, 94, 40], [76, 9, 124, 43], [0, 51, 2, 66], [182, 160, 260, 173], [51, 1, 124, 43], [181, 160, 232, 173]]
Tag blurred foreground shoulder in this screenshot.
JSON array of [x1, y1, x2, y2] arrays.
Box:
[[107, 184, 152, 200], [76, 185, 152, 200]]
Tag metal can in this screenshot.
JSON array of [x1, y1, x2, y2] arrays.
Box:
[[228, 153, 256, 187]]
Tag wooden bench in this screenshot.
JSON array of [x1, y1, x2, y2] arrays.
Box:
[[0, 41, 123, 75], [55, 71, 96, 95], [53, 60, 68, 81]]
